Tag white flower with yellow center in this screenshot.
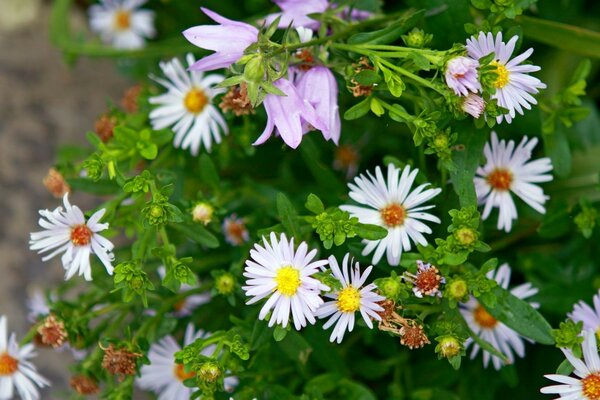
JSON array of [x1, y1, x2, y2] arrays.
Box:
[[340, 164, 442, 266], [316, 254, 385, 343], [541, 330, 600, 400], [29, 193, 115, 281], [474, 131, 553, 232], [466, 31, 546, 124], [242, 232, 329, 330], [460, 263, 539, 370], [0, 315, 50, 400], [137, 324, 237, 399], [149, 54, 228, 155], [88, 0, 155, 49], [569, 290, 600, 337]]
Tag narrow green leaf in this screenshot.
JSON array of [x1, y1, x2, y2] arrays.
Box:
[[348, 9, 425, 45], [344, 97, 371, 120], [305, 194, 325, 214], [67, 178, 120, 195], [277, 193, 300, 239], [273, 325, 288, 342], [544, 125, 572, 178], [354, 223, 388, 240], [199, 154, 220, 192], [450, 130, 487, 207], [482, 286, 554, 345], [169, 223, 219, 248]]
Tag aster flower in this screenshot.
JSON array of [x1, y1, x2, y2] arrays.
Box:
[[30, 193, 115, 281], [157, 267, 211, 317], [149, 54, 228, 155], [568, 290, 600, 333], [403, 260, 445, 298], [253, 78, 327, 149], [26, 290, 51, 324], [242, 232, 329, 330], [222, 214, 250, 246], [88, 0, 155, 49], [316, 254, 385, 343], [183, 8, 258, 72], [462, 93, 485, 119], [460, 263, 539, 370], [296, 66, 341, 144], [466, 31, 546, 124], [444, 56, 481, 97], [0, 315, 50, 400], [474, 131, 553, 232], [541, 330, 600, 399], [340, 164, 442, 266]]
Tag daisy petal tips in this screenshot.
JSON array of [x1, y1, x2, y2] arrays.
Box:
[[183, 8, 259, 72], [242, 232, 329, 330], [29, 193, 115, 281], [316, 254, 385, 343], [474, 131, 553, 232], [340, 163, 442, 266]]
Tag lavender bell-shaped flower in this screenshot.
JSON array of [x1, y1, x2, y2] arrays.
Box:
[[264, 0, 328, 29], [296, 66, 341, 144], [253, 79, 327, 149], [183, 8, 258, 71]]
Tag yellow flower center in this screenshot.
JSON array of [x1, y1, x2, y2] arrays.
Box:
[[184, 88, 208, 114], [0, 352, 18, 376], [487, 168, 512, 191], [380, 203, 406, 227], [275, 266, 301, 297], [70, 224, 92, 246], [583, 373, 600, 400], [174, 363, 195, 382], [337, 286, 361, 313], [473, 305, 498, 329], [113, 10, 131, 31], [491, 61, 510, 89]]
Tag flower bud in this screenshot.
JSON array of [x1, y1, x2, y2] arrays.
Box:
[[454, 227, 478, 246], [244, 56, 265, 83], [447, 278, 468, 300], [192, 202, 214, 225], [215, 273, 236, 295], [402, 28, 432, 48], [377, 276, 402, 300], [199, 362, 221, 383], [436, 336, 461, 358], [461, 93, 485, 119]]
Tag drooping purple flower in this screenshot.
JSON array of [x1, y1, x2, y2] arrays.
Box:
[[444, 56, 481, 97], [253, 79, 327, 149], [462, 93, 485, 119], [296, 66, 341, 144], [264, 0, 328, 29], [183, 8, 258, 71]]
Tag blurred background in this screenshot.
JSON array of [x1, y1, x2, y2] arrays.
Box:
[[0, 0, 128, 396]]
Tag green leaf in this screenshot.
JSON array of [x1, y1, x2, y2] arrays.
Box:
[[305, 194, 325, 214], [67, 178, 120, 195], [369, 97, 385, 117], [556, 358, 574, 375], [344, 97, 371, 120], [544, 124, 572, 178], [199, 154, 220, 192], [379, 64, 405, 97], [273, 325, 288, 342], [537, 202, 571, 239], [277, 193, 301, 239], [482, 286, 554, 345], [338, 379, 377, 400], [354, 223, 388, 240], [516, 15, 600, 58], [169, 223, 219, 248], [450, 130, 487, 207], [277, 330, 313, 365], [138, 142, 158, 160], [354, 69, 381, 86], [348, 9, 425, 45]]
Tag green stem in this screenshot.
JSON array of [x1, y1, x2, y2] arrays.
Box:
[[377, 58, 445, 95]]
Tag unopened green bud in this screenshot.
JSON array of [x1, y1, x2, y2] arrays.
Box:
[[402, 28, 432, 48], [198, 362, 221, 383], [377, 277, 402, 300], [436, 336, 461, 358], [574, 206, 597, 239], [244, 56, 265, 83], [454, 227, 478, 246], [447, 279, 468, 300], [215, 273, 235, 295]]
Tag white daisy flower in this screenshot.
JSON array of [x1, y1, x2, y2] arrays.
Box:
[[340, 164, 442, 266], [316, 254, 385, 343], [541, 330, 600, 399], [242, 232, 329, 330], [149, 54, 228, 155], [466, 31, 546, 124], [157, 267, 211, 317], [222, 214, 250, 246], [26, 290, 51, 324], [568, 290, 600, 334], [29, 193, 115, 281], [0, 315, 50, 400], [88, 0, 155, 49], [137, 324, 238, 399], [474, 131, 553, 232], [460, 263, 539, 370]]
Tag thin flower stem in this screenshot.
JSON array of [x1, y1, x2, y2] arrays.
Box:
[[377, 58, 446, 95]]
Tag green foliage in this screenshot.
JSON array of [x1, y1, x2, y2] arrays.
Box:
[[113, 261, 155, 307]]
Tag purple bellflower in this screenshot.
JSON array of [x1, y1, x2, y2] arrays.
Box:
[[264, 0, 328, 29], [183, 8, 258, 71]]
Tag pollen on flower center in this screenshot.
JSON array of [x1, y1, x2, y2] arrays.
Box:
[[487, 168, 513, 191], [582, 373, 600, 400], [184, 88, 208, 114], [0, 352, 18, 376], [275, 266, 301, 297], [70, 224, 93, 246], [337, 286, 361, 313], [473, 305, 498, 329], [174, 363, 195, 382], [114, 10, 131, 30], [491, 61, 510, 89], [380, 203, 406, 227]]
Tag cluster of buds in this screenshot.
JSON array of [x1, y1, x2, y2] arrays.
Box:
[[403, 260, 445, 298], [36, 314, 68, 348], [376, 299, 430, 350]]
